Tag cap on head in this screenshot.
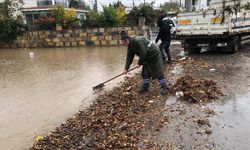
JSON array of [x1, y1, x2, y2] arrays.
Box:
[[120, 30, 129, 40]]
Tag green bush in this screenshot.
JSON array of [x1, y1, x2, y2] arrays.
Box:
[[80, 10, 101, 28], [51, 6, 65, 26], [81, 3, 125, 28], [50, 6, 79, 29], [0, 18, 26, 43], [34, 16, 56, 30], [160, 2, 180, 12]]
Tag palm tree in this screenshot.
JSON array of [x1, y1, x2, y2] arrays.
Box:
[[69, 0, 85, 9]]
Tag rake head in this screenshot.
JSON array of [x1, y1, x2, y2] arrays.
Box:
[[92, 83, 105, 91]]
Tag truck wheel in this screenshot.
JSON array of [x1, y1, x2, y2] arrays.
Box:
[[183, 40, 190, 52], [172, 32, 176, 39], [231, 36, 240, 53], [193, 48, 201, 53]]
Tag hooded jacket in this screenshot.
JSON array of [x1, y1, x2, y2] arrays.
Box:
[[125, 36, 164, 79]]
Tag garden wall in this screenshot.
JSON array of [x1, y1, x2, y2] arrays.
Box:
[[2, 26, 150, 49]]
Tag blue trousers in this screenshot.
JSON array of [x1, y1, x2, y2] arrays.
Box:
[[142, 66, 168, 88], [159, 40, 171, 61]]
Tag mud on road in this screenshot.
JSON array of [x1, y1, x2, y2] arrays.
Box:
[[31, 45, 250, 149]]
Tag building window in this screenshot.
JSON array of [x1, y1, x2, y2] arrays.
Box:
[[37, 0, 53, 6], [192, 0, 196, 5], [207, 0, 211, 6], [55, 0, 67, 7]]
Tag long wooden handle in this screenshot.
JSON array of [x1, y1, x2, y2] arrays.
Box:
[[101, 66, 138, 85], [92, 66, 139, 90]]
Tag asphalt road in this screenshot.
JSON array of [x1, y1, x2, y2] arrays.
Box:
[[151, 44, 250, 149]]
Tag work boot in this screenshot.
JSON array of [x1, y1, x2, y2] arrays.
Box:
[[166, 59, 172, 64], [160, 83, 168, 95], [139, 83, 149, 93]]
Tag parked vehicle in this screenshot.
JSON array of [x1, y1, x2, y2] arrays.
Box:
[[176, 0, 250, 53], [163, 17, 177, 39]]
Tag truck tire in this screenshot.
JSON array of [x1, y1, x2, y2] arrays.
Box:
[[183, 40, 189, 52], [231, 36, 240, 53], [172, 31, 176, 39], [192, 48, 201, 53]]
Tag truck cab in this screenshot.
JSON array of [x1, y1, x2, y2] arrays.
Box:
[[163, 17, 177, 39]]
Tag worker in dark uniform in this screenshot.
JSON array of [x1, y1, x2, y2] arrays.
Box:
[[120, 30, 169, 95], [155, 18, 172, 63]]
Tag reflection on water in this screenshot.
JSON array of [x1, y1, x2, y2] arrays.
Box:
[[210, 92, 250, 149], [0, 46, 129, 149]]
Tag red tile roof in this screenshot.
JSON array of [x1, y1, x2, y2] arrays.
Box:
[[20, 5, 54, 10], [20, 5, 88, 13]]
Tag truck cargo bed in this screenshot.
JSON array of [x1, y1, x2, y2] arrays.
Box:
[[176, 0, 250, 52], [177, 10, 250, 37]]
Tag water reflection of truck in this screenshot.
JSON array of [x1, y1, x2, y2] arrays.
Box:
[[176, 0, 250, 53]]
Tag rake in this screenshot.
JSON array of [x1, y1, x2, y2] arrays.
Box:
[[92, 66, 138, 90]]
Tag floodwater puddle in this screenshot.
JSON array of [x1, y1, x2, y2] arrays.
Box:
[[210, 92, 250, 149], [0, 46, 129, 149]]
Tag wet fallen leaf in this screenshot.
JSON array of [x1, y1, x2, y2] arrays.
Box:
[[35, 136, 44, 142], [171, 75, 223, 103]]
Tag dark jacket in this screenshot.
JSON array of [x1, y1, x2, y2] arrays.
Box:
[[125, 36, 164, 79], [155, 23, 171, 43]]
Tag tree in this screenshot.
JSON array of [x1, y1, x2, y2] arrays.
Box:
[[125, 3, 157, 26], [0, 0, 25, 43], [160, 2, 180, 12], [245, 2, 250, 10], [80, 10, 100, 27], [0, 0, 24, 18], [100, 6, 119, 27], [110, 1, 126, 26], [69, 0, 86, 9], [0, 18, 26, 43], [112, 1, 125, 9]]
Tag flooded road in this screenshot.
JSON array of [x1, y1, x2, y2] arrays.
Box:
[[184, 47, 250, 149], [0, 46, 129, 150], [211, 92, 250, 149]]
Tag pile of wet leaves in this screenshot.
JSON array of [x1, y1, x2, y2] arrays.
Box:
[[31, 75, 172, 150], [172, 75, 223, 103]]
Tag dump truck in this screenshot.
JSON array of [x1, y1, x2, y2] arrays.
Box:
[[176, 0, 250, 53]]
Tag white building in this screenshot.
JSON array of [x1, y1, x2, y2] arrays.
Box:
[[185, 0, 211, 11], [21, 0, 88, 29], [23, 0, 37, 7]]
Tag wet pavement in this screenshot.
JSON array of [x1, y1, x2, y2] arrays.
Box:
[[0, 46, 129, 150], [211, 92, 250, 149], [155, 45, 250, 149], [204, 48, 250, 149]]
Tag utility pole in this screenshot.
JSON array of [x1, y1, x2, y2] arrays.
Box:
[[133, 0, 135, 7], [185, 0, 192, 12], [94, 0, 97, 12]]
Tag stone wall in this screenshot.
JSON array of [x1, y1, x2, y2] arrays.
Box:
[[3, 26, 149, 49]]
